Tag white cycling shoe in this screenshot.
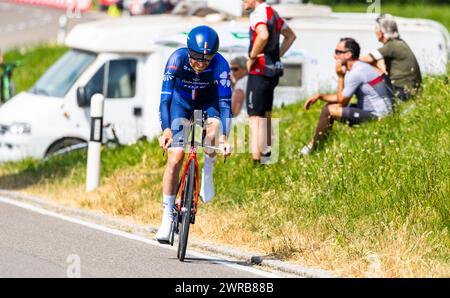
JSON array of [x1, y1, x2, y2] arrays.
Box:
[[156, 217, 173, 244], [200, 169, 215, 203]]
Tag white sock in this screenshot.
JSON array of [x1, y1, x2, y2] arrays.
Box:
[[162, 194, 176, 222], [203, 155, 216, 174]]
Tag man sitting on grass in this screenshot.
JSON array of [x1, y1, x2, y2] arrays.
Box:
[[300, 38, 393, 155], [360, 14, 422, 102]]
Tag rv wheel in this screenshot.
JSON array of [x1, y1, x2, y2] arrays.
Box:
[[45, 138, 87, 158]]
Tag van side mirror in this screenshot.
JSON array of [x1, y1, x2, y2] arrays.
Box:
[[77, 86, 90, 107]]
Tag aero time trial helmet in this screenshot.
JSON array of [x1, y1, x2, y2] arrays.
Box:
[[187, 25, 219, 62]]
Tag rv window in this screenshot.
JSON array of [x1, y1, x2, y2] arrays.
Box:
[[278, 64, 302, 87], [31, 50, 96, 97], [106, 59, 137, 99], [85, 65, 105, 101], [84, 59, 137, 100]]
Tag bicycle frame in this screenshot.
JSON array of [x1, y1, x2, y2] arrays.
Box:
[[177, 110, 206, 228], [176, 111, 228, 214], [169, 110, 225, 258], [176, 111, 204, 219], [177, 144, 199, 216]]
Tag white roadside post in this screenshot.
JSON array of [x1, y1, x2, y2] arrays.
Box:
[[86, 94, 105, 192]]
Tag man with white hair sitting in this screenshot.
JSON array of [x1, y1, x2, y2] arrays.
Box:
[[360, 14, 422, 102]]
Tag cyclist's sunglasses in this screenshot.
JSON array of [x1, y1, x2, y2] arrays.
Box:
[[335, 49, 350, 55], [188, 50, 216, 62]]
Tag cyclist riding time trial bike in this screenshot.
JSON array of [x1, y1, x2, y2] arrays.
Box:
[[165, 110, 226, 262]]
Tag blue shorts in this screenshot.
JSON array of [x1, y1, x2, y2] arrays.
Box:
[[170, 92, 220, 147], [341, 104, 377, 126]]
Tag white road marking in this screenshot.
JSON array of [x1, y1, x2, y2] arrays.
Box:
[[0, 196, 283, 278]]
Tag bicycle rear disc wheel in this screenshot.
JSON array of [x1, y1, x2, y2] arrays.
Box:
[[177, 159, 195, 262]]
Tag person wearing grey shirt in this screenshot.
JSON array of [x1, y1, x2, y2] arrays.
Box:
[[300, 38, 393, 155]]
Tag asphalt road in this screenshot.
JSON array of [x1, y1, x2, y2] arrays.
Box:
[[0, 198, 280, 278], [0, 1, 105, 51]]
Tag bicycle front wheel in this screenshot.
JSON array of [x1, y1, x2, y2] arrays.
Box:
[[177, 159, 195, 262]]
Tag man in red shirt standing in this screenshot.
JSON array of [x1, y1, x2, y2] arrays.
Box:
[[244, 0, 296, 165]]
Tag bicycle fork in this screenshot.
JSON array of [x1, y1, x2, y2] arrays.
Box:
[[177, 150, 199, 219]]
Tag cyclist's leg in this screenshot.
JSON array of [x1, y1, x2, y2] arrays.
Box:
[[200, 103, 221, 203], [157, 96, 192, 242], [158, 152, 186, 242], [202, 100, 221, 156], [203, 116, 220, 173], [203, 118, 221, 157], [162, 149, 184, 196], [163, 94, 193, 195]]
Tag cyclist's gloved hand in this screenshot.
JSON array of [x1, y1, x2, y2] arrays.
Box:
[[219, 135, 231, 157], [159, 128, 173, 151]]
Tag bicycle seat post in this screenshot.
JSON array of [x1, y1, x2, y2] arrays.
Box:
[[201, 111, 208, 149], [193, 110, 203, 148]]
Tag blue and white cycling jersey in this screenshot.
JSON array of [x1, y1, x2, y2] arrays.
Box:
[[159, 48, 232, 136]]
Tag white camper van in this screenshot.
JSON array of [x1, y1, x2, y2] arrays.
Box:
[[0, 14, 311, 162], [0, 5, 448, 162]]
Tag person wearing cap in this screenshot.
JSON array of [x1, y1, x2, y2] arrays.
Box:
[[360, 14, 422, 102], [156, 25, 232, 243], [230, 56, 248, 118]]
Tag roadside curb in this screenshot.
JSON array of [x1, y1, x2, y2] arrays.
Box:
[[0, 190, 337, 278]]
